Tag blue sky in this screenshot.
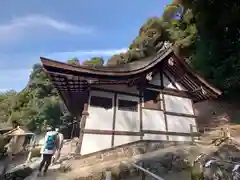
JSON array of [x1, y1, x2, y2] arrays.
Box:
[[0, 0, 171, 92]]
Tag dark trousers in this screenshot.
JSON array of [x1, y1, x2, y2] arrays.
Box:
[[39, 154, 53, 173]]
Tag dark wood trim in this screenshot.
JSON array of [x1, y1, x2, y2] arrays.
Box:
[[160, 66, 169, 140], [139, 89, 143, 140], [91, 87, 141, 97], [162, 92, 169, 140], [82, 129, 143, 136], [165, 111, 197, 118], [142, 106, 163, 111], [162, 88, 191, 98], [163, 71, 178, 90], [82, 129, 200, 137], [78, 91, 90, 154], [111, 93, 117, 147], [141, 108, 197, 119], [160, 68, 164, 89], [142, 130, 200, 137]]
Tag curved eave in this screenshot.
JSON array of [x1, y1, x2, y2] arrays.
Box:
[[40, 48, 173, 77], [40, 47, 222, 103]]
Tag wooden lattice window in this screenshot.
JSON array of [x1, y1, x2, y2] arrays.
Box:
[[143, 89, 161, 110], [90, 96, 112, 109], [118, 99, 138, 112]]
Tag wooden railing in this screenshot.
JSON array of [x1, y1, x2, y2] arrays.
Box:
[[132, 162, 165, 180], [104, 162, 165, 180]]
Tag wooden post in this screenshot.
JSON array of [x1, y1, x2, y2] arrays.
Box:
[[76, 90, 90, 154], [160, 69, 169, 140], [226, 127, 231, 139], [25, 135, 35, 163], [190, 124, 195, 145], [26, 151, 32, 164]]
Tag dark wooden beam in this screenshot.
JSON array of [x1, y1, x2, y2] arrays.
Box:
[[165, 111, 197, 118], [163, 71, 179, 90], [139, 88, 143, 140], [160, 66, 169, 140], [111, 93, 117, 147], [82, 129, 200, 137], [145, 85, 192, 98], [91, 87, 141, 97], [82, 129, 143, 136], [142, 130, 200, 137]]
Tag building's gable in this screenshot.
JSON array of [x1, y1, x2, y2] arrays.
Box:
[[163, 72, 187, 91], [148, 71, 187, 91], [149, 72, 161, 86]]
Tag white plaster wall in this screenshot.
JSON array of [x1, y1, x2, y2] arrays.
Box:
[[164, 95, 194, 115], [85, 91, 114, 130], [167, 115, 197, 133], [115, 94, 140, 132], [142, 109, 166, 129], [142, 109, 167, 140], [92, 85, 139, 95], [167, 115, 197, 142], [168, 135, 192, 141], [149, 72, 161, 86], [81, 134, 112, 155], [114, 135, 140, 147]]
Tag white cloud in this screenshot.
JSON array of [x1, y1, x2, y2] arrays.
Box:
[[0, 48, 128, 92], [0, 15, 94, 42]]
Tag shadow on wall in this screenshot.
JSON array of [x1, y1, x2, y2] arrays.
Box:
[[193, 99, 240, 129]]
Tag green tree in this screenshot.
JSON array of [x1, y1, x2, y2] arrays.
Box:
[[180, 0, 240, 96], [0, 91, 17, 123], [82, 57, 104, 67], [67, 57, 80, 65], [9, 62, 63, 132]]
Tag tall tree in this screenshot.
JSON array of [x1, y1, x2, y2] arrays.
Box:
[[67, 57, 80, 65], [181, 0, 240, 96], [82, 57, 104, 67]]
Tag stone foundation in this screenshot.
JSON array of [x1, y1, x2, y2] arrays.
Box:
[[69, 141, 193, 180], [73, 140, 191, 168]]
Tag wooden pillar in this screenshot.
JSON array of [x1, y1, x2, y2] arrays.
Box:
[[75, 90, 90, 154], [139, 87, 143, 140], [190, 124, 195, 145], [111, 93, 117, 147]]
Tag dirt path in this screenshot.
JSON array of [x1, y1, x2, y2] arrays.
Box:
[[34, 144, 216, 180]]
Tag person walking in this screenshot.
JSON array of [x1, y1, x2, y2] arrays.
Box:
[[38, 127, 58, 176], [52, 128, 64, 164]]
